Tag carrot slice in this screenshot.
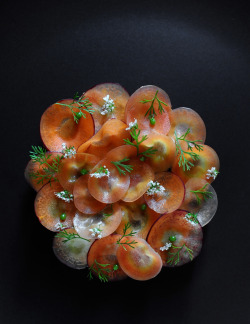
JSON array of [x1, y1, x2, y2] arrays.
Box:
[[139, 134, 176, 172], [180, 178, 218, 227], [168, 107, 206, 143], [57, 153, 100, 193], [73, 203, 122, 239], [125, 85, 172, 135], [84, 83, 130, 132], [24, 152, 63, 192], [77, 119, 130, 158], [116, 197, 160, 239], [87, 234, 127, 281], [121, 158, 154, 202], [35, 182, 76, 232], [172, 144, 220, 184], [147, 210, 203, 267], [40, 99, 95, 151], [73, 175, 107, 214], [144, 172, 185, 214], [116, 237, 162, 281], [53, 229, 94, 269]]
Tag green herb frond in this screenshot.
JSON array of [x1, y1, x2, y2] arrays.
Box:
[[111, 158, 133, 175], [116, 222, 138, 251], [55, 230, 90, 243], [167, 244, 194, 266], [140, 90, 169, 119], [190, 183, 213, 205]]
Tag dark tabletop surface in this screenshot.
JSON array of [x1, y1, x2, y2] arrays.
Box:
[[1, 1, 250, 323]]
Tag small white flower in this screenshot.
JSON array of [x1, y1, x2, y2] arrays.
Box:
[[160, 242, 172, 251], [54, 190, 74, 203], [100, 95, 115, 115], [126, 118, 138, 130], [89, 223, 103, 239], [61, 143, 76, 159], [90, 166, 110, 178], [206, 167, 219, 180], [146, 180, 165, 196]]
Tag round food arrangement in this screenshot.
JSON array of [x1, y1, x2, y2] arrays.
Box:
[[25, 83, 220, 282]]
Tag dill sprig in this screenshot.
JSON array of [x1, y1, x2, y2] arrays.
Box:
[[102, 205, 113, 221], [140, 90, 169, 119], [116, 222, 138, 251], [87, 260, 112, 283], [167, 244, 194, 266], [190, 183, 213, 205], [29, 146, 63, 185], [124, 125, 157, 158], [57, 92, 94, 123], [55, 230, 90, 243], [111, 158, 133, 175], [175, 128, 204, 171], [185, 212, 199, 224]]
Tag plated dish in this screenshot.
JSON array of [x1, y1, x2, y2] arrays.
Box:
[[25, 83, 220, 282]]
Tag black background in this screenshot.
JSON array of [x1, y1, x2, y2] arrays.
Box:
[[1, 0, 250, 323]]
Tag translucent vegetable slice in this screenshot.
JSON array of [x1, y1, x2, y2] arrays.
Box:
[[168, 107, 206, 143], [116, 237, 162, 281], [84, 83, 130, 132], [77, 119, 130, 158], [24, 152, 62, 192], [40, 99, 95, 151], [53, 228, 94, 269], [35, 182, 76, 232], [116, 198, 160, 239], [73, 175, 107, 214], [180, 178, 218, 226], [172, 144, 220, 184], [121, 158, 154, 202], [125, 85, 172, 135], [57, 153, 100, 193], [87, 234, 127, 281], [147, 210, 203, 267], [144, 172, 185, 214], [139, 133, 176, 172], [73, 203, 122, 239]]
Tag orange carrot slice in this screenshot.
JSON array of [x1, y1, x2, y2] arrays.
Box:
[[121, 158, 154, 202], [144, 172, 185, 214], [73, 203, 122, 239], [172, 144, 220, 184], [147, 210, 203, 267], [87, 234, 127, 281], [125, 85, 172, 135], [168, 107, 206, 143], [57, 153, 100, 193], [116, 197, 160, 239], [116, 237, 162, 280], [35, 182, 76, 232], [77, 119, 130, 158], [53, 228, 94, 269], [40, 99, 95, 151], [73, 175, 107, 214], [84, 83, 129, 132], [139, 133, 176, 172], [24, 152, 62, 192]]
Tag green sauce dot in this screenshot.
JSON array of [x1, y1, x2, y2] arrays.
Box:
[[113, 264, 119, 271], [150, 117, 156, 125], [60, 213, 66, 221], [80, 168, 89, 175], [75, 112, 82, 119], [140, 156, 145, 162], [141, 204, 147, 211], [169, 235, 176, 243]]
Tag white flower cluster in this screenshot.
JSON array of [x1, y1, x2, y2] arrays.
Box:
[[55, 222, 67, 231], [54, 190, 73, 203], [125, 118, 138, 130], [146, 180, 165, 196], [90, 165, 110, 178], [160, 242, 172, 251], [100, 95, 115, 115], [61, 143, 76, 159], [206, 167, 219, 180], [89, 221, 103, 239]]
